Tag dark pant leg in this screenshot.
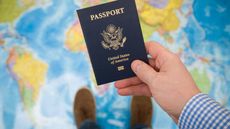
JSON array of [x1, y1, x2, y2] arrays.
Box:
[[79, 120, 101, 129], [131, 124, 151, 129]]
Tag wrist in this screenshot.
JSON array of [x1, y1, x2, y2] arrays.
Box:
[[173, 88, 201, 122]]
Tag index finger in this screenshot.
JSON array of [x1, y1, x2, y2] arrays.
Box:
[[145, 42, 170, 59]]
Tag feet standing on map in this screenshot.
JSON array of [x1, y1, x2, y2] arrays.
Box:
[[73, 88, 100, 129], [131, 96, 153, 129], [73, 88, 154, 129]]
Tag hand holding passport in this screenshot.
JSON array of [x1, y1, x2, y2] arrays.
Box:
[[77, 0, 210, 124], [77, 0, 148, 85]]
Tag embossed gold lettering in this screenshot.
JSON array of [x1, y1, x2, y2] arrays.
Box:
[[90, 7, 125, 21]]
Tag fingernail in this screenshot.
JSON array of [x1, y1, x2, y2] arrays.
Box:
[[132, 60, 142, 73]]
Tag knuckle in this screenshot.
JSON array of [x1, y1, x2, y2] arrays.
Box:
[[148, 43, 155, 52], [168, 52, 181, 62]]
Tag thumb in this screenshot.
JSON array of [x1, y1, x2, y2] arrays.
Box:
[[131, 60, 158, 86]]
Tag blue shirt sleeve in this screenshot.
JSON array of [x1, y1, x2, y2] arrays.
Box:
[[178, 93, 230, 129]]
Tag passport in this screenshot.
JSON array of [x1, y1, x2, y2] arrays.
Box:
[[77, 0, 148, 85]]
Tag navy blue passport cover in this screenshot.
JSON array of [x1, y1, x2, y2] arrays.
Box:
[[77, 0, 148, 85]]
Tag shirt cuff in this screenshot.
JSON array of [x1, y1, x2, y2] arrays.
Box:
[[178, 93, 230, 129]]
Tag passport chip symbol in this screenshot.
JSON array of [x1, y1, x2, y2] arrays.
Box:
[[101, 24, 127, 50]]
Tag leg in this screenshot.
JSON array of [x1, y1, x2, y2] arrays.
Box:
[[73, 88, 100, 129], [130, 96, 153, 129]]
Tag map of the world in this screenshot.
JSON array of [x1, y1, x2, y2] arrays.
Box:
[[0, 0, 229, 129]]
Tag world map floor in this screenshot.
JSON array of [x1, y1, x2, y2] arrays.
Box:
[[0, 0, 229, 129]]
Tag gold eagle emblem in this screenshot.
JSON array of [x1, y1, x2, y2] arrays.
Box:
[[101, 24, 127, 50]]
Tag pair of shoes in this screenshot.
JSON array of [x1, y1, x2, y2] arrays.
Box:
[[73, 88, 153, 128]]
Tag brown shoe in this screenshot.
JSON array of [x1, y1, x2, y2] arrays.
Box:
[[130, 96, 153, 128], [73, 88, 96, 128]]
